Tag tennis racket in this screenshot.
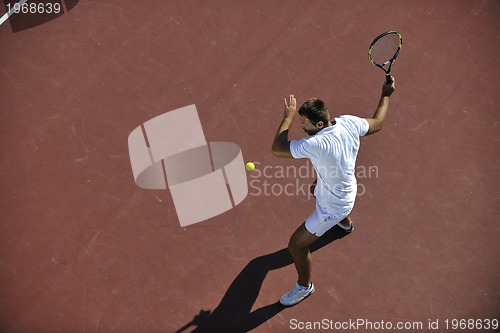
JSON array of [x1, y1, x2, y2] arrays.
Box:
[[368, 30, 402, 83]]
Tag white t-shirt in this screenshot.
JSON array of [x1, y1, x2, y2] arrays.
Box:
[[290, 115, 369, 212]]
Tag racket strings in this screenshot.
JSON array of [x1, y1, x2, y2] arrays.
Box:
[[370, 34, 401, 65]]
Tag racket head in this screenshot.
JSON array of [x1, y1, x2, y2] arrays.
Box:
[[368, 30, 403, 67]]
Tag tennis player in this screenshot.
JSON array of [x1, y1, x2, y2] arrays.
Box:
[[271, 77, 396, 306]]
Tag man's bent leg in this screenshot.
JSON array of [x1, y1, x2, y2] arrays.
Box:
[[288, 223, 319, 287], [279, 223, 318, 306]]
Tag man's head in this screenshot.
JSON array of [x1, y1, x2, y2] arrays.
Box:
[[298, 98, 331, 135]]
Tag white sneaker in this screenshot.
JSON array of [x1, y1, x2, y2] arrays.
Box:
[[279, 282, 315, 306], [337, 221, 354, 233]]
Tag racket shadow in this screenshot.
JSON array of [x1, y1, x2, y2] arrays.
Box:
[[176, 226, 351, 333]]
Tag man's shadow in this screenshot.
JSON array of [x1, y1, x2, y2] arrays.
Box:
[[176, 226, 351, 333]]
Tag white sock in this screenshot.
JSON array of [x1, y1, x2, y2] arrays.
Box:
[[299, 283, 311, 290]]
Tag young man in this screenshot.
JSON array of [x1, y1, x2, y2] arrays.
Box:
[[271, 78, 396, 306]]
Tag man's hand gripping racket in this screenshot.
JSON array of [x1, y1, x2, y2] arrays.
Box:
[[368, 30, 402, 84]]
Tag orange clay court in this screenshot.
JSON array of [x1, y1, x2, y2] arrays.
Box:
[[0, 1, 499, 332]]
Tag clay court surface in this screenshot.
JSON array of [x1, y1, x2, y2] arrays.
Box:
[[1, 1, 499, 332]]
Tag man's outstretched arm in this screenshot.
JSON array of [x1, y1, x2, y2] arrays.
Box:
[[272, 94, 297, 158], [365, 77, 396, 135]]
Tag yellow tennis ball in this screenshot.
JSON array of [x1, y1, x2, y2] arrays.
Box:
[[245, 162, 255, 171]]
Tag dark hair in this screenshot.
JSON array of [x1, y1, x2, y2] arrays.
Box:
[[298, 98, 329, 125]]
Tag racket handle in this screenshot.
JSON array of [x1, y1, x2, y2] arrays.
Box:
[[385, 75, 393, 84]]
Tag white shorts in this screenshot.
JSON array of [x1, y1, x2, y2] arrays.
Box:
[[305, 202, 352, 237]]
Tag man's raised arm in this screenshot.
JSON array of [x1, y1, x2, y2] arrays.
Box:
[[272, 94, 297, 158], [365, 77, 396, 136]]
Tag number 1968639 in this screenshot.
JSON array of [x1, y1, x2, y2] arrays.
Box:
[[7, 2, 62, 14]]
